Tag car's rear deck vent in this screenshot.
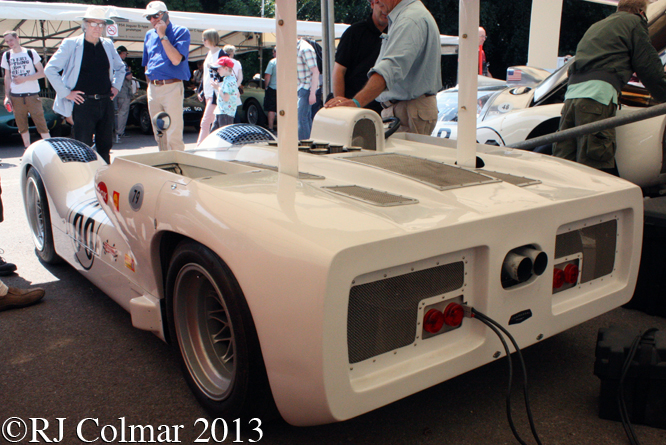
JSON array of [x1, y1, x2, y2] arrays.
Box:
[[340, 153, 498, 190], [322, 185, 418, 207], [48, 138, 97, 163], [476, 170, 541, 187], [214, 124, 276, 145], [230, 161, 324, 180]]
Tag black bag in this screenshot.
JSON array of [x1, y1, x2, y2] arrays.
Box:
[[594, 327, 666, 430]]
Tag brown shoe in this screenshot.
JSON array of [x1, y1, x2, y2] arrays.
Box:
[[0, 287, 45, 311]]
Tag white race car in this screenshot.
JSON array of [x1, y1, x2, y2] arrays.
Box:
[[432, 0, 666, 189], [20, 106, 643, 425], [19, 0, 644, 428]]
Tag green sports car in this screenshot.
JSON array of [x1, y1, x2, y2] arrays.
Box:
[[0, 79, 64, 139]]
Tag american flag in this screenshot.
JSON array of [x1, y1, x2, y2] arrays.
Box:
[[507, 68, 522, 82]]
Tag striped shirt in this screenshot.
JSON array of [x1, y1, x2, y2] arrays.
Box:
[[297, 39, 318, 91]]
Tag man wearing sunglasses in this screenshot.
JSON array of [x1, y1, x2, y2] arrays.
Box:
[[142, 1, 191, 151], [44, 5, 125, 163]]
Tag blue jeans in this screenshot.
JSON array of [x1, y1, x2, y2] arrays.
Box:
[[297, 87, 312, 140]]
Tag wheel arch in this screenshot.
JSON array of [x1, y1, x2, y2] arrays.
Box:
[[243, 97, 266, 125], [155, 231, 261, 348], [526, 117, 560, 140], [156, 231, 189, 344], [159, 235, 278, 419]]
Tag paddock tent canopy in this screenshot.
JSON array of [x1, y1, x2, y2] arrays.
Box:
[[0, 1, 459, 61]]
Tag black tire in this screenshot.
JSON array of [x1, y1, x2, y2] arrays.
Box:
[[243, 99, 264, 126], [139, 108, 153, 135], [24, 168, 61, 264], [165, 240, 275, 419]]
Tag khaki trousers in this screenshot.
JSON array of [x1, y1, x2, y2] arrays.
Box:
[[381, 94, 438, 135], [147, 82, 185, 151]]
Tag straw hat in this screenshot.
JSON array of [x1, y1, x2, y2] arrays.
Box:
[[77, 6, 115, 25]]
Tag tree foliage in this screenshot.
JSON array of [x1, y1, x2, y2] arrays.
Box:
[[40, 0, 618, 87]]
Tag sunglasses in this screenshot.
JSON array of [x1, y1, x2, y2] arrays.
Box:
[[146, 13, 163, 21], [86, 21, 106, 28]]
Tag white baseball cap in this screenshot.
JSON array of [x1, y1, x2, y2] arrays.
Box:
[[77, 6, 115, 25], [143, 1, 169, 17]]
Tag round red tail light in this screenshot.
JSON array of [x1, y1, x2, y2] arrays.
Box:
[[553, 268, 565, 289], [564, 264, 579, 284], [443, 303, 464, 327], [424, 309, 445, 334]]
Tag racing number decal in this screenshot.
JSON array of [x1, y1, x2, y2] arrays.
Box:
[[67, 199, 106, 270], [129, 184, 144, 211], [437, 128, 452, 138]]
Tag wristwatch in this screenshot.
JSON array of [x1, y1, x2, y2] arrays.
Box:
[[160, 35, 168, 42]]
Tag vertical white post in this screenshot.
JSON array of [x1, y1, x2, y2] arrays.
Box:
[[457, 0, 480, 168], [276, 0, 298, 178], [321, 0, 335, 101], [528, 0, 563, 69]]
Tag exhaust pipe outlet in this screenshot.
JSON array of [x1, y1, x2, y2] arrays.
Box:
[[503, 252, 533, 282], [516, 247, 548, 276]]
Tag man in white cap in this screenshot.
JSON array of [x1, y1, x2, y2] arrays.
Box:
[[44, 5, 125, 163], [142, 1, 191, 151]]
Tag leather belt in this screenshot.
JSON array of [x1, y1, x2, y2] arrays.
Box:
[[149, 79, 182, 86], [84, 93, 112, 100], [10, 92, 39, 97], [381, 99, 400, 109]]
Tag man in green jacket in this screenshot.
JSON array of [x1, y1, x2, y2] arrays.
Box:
[[553, 0, 666, 174]]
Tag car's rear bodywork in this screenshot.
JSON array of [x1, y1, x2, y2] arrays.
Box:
[[21, 106, 643, 425]]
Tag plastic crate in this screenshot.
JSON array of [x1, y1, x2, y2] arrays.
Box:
[[594, 327, 666, 429]]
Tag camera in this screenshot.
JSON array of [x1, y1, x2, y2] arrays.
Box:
[[209, 67, 223, 83]]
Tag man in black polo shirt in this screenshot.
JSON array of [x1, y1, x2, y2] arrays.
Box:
[[44, 6, 125, 163], [332, 0, 388, 115]]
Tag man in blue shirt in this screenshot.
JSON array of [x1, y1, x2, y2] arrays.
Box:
[[325, 0, 441, 135], [142, 1, 190, 151]]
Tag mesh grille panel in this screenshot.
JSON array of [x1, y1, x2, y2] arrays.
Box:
[[341, 153, 497, 190], [476, 170, 541, 187], [348, 261, 465, 364], [555, 219, 617, 283], [322, 185, 418, 206], [214, 124, 276, 145], [47, 138, 97, 163]]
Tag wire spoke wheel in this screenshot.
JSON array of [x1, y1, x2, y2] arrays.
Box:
[[24, 168, 59, 263], [173, 263, 237, 401], [25, 176, 46, 252], [166, 240, 275, 418]]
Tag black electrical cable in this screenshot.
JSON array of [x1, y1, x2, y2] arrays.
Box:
[[617, 328, 658, 445], [470, 308, 543, 445], [473, 314, 530, 445], [618, 334, 641, 445]]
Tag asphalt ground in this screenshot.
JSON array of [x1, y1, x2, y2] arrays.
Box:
[[1, 126, 666, 445]]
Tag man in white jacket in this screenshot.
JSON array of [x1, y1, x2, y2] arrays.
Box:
[[44, 6, 125, 163]]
